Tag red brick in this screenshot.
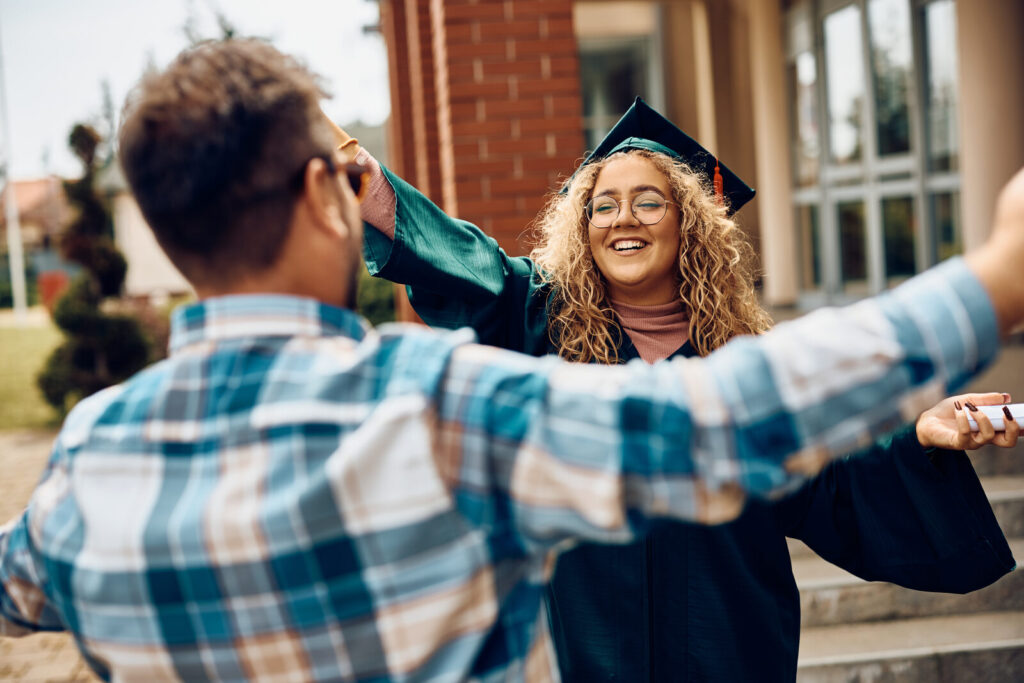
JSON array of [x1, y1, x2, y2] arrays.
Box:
[[449, 80, 510, 101], [453, 159, 515, 179], [441, 22, 477, 44], [511, 0, 572, 20], [457, 197, 521, 215], [479, 19, 542, 41], [517, 76, 579, 96], [519, 115, 583, 135], [445, 40, 507, 60], [488, 175, 553, 197], [452, 119, 513, 139], [453, 140, 484, 159], [484, 98, 546, 117], [447, 60, 479, 83], [483, 58, 543, 79], [486, 135, 550, 157], [547, 56, 579, 77], [512, 37, 577, 58], [442, 2, 508, 23], [490, 214, 537, 236], [449, 101, 480, 122], [545, 17, 575, 36]]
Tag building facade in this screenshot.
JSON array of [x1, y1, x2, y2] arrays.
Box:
[[378, 0, 1024, 310]]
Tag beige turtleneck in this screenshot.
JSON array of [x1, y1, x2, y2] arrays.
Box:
[[609, 299, 690, 363]]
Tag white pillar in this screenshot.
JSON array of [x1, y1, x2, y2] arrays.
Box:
[[746, 0, 797, 305], [956, 0, 1024, 249], [0, 16, 27, 323]]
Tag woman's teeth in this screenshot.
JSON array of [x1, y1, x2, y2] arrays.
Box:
[[613, 240, 646, 252]]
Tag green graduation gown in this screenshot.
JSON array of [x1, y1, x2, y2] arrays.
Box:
[[363, 167, 1016, 682]]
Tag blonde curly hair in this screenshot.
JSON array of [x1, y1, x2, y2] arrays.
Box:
[[530, 148, 772, 363]]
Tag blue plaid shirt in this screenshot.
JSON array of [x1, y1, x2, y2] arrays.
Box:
[[0, 258, 998, 681]]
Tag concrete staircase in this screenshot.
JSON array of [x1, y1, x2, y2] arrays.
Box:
[[795, 446, 1024, 682]]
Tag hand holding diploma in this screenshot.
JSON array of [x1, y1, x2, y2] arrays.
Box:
[[916, 393, 1020, 450]]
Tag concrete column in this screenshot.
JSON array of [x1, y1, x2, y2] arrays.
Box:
[[746, 0, 797, 305], [956, 0, 1024, 249], [690, 0, 718, 153]]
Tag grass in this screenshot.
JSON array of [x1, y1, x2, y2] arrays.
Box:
[[0, 321, 62, 431]]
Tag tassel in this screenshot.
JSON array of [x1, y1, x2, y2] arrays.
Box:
[[713, 158, 724, 207]]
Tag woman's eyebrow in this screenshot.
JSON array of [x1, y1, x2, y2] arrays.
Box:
[[593, 184, 665, 198]]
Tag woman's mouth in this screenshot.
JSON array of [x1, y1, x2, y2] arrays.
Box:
[[611, 238, 648, 253]]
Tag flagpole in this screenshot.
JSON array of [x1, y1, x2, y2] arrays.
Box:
[[0, 13, 28, 325]]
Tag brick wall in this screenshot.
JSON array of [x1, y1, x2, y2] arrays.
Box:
[[382, 0, 585, 256]]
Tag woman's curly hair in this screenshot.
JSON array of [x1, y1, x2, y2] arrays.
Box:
[[530, 148, 772, 363]]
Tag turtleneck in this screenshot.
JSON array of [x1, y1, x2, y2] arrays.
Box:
[[609, 298, 689, 363]]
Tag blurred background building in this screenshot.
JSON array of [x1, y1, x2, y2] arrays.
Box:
[[378, 0, 1024, 312]]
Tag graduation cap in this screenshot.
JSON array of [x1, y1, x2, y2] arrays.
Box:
[[563, 97, 755, 215]]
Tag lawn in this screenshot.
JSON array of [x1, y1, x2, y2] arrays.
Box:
[[0, 321, 62, 430]]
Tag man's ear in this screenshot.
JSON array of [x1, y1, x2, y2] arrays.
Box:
[[301, 157, 347, 237]]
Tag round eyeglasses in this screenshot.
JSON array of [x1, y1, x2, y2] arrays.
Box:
[[585, 191, 676, 228]]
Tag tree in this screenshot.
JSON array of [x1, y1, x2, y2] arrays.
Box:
[[37, 124, 150, 413]]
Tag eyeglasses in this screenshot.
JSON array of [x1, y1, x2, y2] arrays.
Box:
[[585, 191, 676, 228]]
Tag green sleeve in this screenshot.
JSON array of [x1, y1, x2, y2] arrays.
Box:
[[363, 166, 552, 356]]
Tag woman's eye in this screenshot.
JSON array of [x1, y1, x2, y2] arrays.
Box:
[[593, 204, 616, 214], [636, 202, 663, 210]]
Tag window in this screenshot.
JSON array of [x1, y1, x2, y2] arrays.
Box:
[[786, 0, 961, 303]]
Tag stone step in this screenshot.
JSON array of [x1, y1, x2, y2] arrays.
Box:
[[969, 444, 1024, 477], [796, 538, 1023, 627], [797, 611, 1024, 683], [788, 475, 1024, 560]]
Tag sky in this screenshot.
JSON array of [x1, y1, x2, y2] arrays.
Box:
[[0, 0, 391, 180]]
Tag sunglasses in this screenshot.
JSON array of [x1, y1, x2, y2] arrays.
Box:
[[321, 156, 370, 202]]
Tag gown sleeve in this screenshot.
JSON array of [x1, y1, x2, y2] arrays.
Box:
[[773, 424, 1016, 593], [362, 165, 551, 355]]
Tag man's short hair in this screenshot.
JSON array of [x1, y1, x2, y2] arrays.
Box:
[[118, 39, 336, 284]]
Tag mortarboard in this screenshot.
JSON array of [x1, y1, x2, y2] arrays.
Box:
[[563, 97, 755, 215]]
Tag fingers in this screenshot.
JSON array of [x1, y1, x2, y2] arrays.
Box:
[[971, 405, 997, 445], [959, 392, 1010, 407], [954, 402, 973, 448], [994, 405, 1020, 448]]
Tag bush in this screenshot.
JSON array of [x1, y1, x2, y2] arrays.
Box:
[[356, 265, 396, 327]]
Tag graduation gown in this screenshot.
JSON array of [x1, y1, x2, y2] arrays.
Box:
[[363, 168, 1017, 682]]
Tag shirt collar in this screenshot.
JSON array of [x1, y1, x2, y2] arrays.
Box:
[[169, 294, 369, 353]]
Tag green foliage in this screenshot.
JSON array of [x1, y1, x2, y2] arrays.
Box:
[[36, 124, 152, 414], [0, 324, 62, 430], [356, 265, 396, 327]]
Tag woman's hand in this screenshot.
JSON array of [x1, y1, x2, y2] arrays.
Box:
[[916, 392, 1020, 450]]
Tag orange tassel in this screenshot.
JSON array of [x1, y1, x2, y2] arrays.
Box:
[[713, 158, 724, 207]]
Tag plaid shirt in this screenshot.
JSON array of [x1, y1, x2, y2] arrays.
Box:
[[0, 258, 997, 682]]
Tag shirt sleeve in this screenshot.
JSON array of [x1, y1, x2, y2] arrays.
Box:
[[363, 163, 551, 353], [427, 257, 1000, 553], [0, 441, 69, 636]]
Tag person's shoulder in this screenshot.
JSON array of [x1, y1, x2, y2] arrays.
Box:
[[55, 359, 175, 451]]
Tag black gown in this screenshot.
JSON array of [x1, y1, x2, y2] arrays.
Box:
[[363, 167, 1016, 681]]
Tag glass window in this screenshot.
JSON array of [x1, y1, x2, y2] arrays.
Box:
[[823, 5, 866, 164], [932, 191, 961, 261], [838, 200, 868, 295], [922, 0, 959, 172], [796, 204, 822, 289], [580, 39, 650, 151], [868, 0, 913, 156], [789, 52, 821, 186], [881, 195, 916, 284]]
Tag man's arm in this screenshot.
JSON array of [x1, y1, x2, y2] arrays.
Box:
[[0, 444, 69, 636], [421, 257, 1002, 552]]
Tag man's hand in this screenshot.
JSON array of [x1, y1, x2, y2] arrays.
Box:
[[322, 109, 361, 162], [916, 392, 1020, 450]]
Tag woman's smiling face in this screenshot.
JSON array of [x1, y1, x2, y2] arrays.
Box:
[[587, 155, 682, 305]]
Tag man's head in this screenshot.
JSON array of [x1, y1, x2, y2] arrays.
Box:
[[119, 39, 362, 304]]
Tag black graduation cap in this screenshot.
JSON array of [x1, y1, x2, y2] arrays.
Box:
[[563, 97, 755, 215]]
